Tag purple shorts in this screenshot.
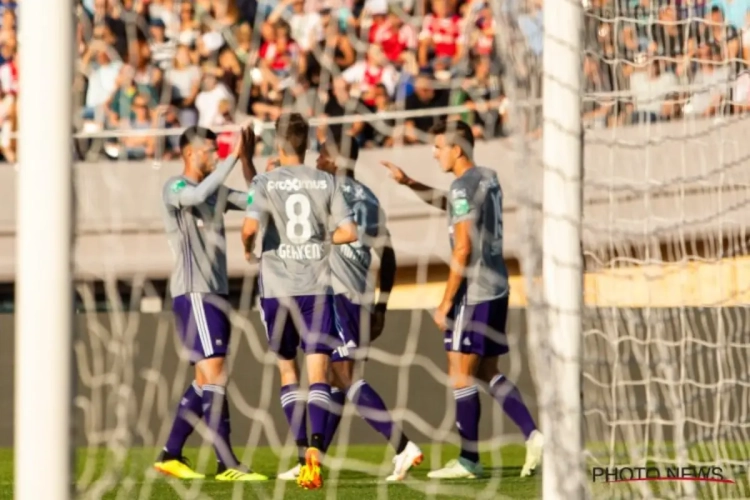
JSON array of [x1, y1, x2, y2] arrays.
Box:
[[332, 294, 370, 362], [444, 296, 509, 357], [172, 293, 231, 364], [260, 295, 337, 360]]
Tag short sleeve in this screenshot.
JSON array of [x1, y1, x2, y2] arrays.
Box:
[[245, 177, 268, 222], [450, 182, 477, 224], [331, 182, 354, 228]]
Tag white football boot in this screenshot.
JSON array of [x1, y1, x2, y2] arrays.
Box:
[[427, 457, 483, 479], [386, 441, 424, 481], [276, 464, 301, 481], [520, 430, 544, 477]]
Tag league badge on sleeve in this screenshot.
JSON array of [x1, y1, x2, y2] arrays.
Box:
[[453, 198, 470, 217], [247, 189, 255, 206], [171, 179, 187, 193]]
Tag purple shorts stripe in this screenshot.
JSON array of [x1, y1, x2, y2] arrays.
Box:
[[444, 296, 509, 357], [331, 294, 369, 362], [172, 293, 231, 363], [260, 295, 336, 359]]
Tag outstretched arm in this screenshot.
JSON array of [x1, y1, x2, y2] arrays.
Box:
[[166, 156, 239, 208], [380, 161, 448, 211]]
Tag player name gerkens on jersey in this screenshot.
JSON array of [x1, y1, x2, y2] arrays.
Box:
[[278, 242, 324, 260]]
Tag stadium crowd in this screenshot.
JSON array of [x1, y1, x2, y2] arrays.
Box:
[[69, 0, 506, 161], [0, 0, 748, 162]]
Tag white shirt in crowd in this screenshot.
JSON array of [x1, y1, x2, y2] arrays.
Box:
[[342, 61, 399, 97], [84, 60, 123, 108], [195, 83, 234, 128]]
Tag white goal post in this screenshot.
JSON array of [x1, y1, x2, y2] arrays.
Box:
[[15, 0, 74, 499], [540, 0, 585, 497]]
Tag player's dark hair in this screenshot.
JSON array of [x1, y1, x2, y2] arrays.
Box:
[[275, 113, 309, 159], [179, 126, 217, 151], [430, 119, 474, 158]]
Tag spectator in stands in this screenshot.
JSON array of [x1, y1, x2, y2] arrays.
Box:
[[684, 44, 730, 116], [0, 32, 18, 96], [370, 5, 418, 67], [266, 0, 322, 53], [195, 65, 234, 128], [398, 71, 449, 144], [217, 46, 244, 100], [149, 0, 180, 40], [120, 92, 155, 160], [467, 1, 497, 58], [628, 56, 679, 123], [319, 77, 366, 144], [165, 44, 200, 126], [81, 40, 123, 122], [105, 64, 157, 129], [233, 22, 254, 63], [418, 0, 464, 77], [458, 56, 507, 138], [174, 1, 200, 48], [341, 44, 398, 106], [149, 18, 176, 71], [305, 5, 355, 86], [258, 21, 302, 99]]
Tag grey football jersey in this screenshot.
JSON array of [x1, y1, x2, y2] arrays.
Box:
[[246, 165, 352, 298], [447, 166, 510, 305], [162, 158, 246, 297], [330, 176, 389, 305]]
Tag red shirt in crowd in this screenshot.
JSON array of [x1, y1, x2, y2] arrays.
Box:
[[419, 14, 464, 58], [473, 15, 496, 56], [259, 40, 299, 73], [371, 20, 417, 63]]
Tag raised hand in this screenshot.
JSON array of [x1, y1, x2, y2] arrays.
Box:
[[380, 160, 410, 185]]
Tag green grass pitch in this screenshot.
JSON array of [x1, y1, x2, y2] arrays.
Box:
[[4, 443, 749, 499], [2, 445, 539, 499]]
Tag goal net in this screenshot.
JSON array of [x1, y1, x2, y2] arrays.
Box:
[[575, 1, 750, 499], [21, 0, 750, 498]]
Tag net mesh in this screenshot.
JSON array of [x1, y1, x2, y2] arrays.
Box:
[[71, 0, 539, 499], [578, 0, 750, 497], [61, 0, 750, 497]]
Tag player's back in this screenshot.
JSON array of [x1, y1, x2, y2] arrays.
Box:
[[330, 176, 386, 305], [162, 175, 229, 297], [448, 166, 509, 304], [252, 165, 340, 298]]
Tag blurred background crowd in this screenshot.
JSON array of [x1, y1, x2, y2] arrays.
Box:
[[0, 0, 749, 162]]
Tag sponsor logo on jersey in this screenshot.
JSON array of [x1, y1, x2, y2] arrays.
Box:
[[451, 188, 467, 199], [267, 179, 328, 191], [278, 243, 324, 260]]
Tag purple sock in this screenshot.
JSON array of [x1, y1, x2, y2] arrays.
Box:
[[280, 383, 309, 464], [202, 384, 240, 468], [307, 382, 331, 450], [454, 386, 481, 464], [347, 380, 399, 444], [323, 387, 346, 452], [164, 381, 204, 456], [489, 374, 537, 439]]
